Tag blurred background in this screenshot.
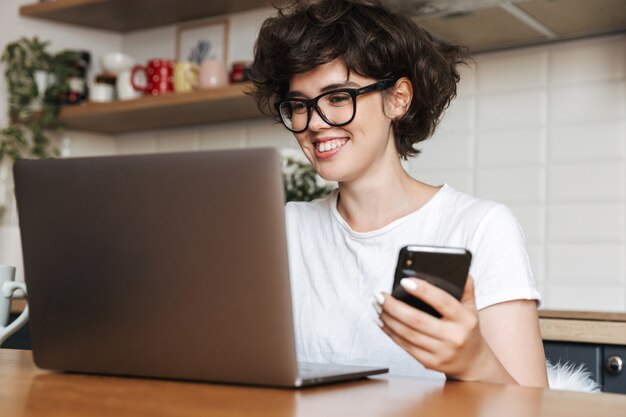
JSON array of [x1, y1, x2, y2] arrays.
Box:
[[0, 0, 625, 313]]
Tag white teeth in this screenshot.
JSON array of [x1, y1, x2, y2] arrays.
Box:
[[316, 139, 347, 153]]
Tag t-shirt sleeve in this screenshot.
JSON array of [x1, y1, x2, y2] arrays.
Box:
[[468, 204, 542, 310]]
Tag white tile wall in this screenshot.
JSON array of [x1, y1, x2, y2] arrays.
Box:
[[476, 167, 545, 204], [548, 121, 625, 162], [550, 81, 626, 124], [417, 132, 474, 170], [478, 90, 547, 129], [547, 204, 625, 242], [549, 38, 626, 85], [546, 244, 625, 286], [477, 50, 548, 93], [413, 34, 626, 312], [548, 162, 624, 202], [476, 128, 545, 167], [545, 284, 625, 312], [18, 20, 625, 312]]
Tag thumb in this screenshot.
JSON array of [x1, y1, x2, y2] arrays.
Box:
[[460, 275, 477, 310]]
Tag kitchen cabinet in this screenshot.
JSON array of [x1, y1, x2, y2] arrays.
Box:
[[20, 0, 270, 32], [544, 342, 626, 394], [541, 310, 626, 394]]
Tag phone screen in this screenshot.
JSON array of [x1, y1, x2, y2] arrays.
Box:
[[391, 245, 472, 317]]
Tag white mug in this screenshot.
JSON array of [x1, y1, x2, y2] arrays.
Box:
[[116, 69, 142, 101], [89, 83, 115, 103], [0, 264, 28, 346]]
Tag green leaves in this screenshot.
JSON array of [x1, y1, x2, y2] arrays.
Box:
[[1, 36, 78, 161], [282, 155, 334, 202]]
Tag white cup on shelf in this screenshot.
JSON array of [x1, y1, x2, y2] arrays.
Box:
[[0, 264, 28, 346], [89, 83, 115, 103]]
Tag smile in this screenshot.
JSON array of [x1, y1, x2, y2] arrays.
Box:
[[315, 138, 348, 153]]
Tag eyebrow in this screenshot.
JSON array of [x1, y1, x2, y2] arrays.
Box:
[[286, 81, 361, 98]]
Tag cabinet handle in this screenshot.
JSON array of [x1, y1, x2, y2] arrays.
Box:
[[606, 355, 623, 375]]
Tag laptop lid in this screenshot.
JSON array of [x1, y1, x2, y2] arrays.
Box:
[[14, 149, 300, 386]]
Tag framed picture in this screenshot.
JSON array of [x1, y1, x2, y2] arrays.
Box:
[[176, 19, 229, 63]]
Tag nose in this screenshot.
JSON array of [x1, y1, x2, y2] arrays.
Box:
[[307, 106, 331, 132]]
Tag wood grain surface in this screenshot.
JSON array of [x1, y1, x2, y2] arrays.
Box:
[[2, 349, 626, 417]]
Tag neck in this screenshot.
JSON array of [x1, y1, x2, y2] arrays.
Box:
[[336, 149, 439, 232]]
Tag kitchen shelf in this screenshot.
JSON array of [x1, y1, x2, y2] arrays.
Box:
[[59, 82, 264, 134], [19, 0, 270, 32]]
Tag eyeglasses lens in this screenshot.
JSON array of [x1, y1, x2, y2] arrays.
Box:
[[279, 91, 354, 132]]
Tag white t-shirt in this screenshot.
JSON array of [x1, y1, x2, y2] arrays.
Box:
[[285, 184, 541, 378]]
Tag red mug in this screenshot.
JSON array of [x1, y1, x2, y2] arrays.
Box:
[[131, 59, 174, 96]]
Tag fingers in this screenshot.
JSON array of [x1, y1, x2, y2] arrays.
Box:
[[395, 277, 464, 320], [460, 275, 476, 309], [376, 292, 444, 339], [379, 320, 437, 368], [378, 308, 440, 353]]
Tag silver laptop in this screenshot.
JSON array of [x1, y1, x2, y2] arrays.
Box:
[[13, 148, 387, 387]]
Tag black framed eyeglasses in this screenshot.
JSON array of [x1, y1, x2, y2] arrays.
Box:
[[275, 79, 396, 133]]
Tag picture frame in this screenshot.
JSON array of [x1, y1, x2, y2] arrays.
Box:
[[176, 19, 229, 63]]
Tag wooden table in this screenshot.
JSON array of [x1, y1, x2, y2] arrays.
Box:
[[2, 350, 626, 417]]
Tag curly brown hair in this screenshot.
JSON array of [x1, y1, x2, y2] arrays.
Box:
[[250, 0, 469, 158]]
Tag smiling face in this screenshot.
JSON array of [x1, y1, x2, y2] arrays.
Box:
[[288, 59, 399, 183]]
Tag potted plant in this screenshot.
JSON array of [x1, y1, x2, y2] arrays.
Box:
[[1, 36, 77, 160], [280, 148, 335, 202], [0, 37, 77, 215]]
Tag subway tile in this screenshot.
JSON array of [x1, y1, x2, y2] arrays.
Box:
[[245, 120, 299, 149], [549, 81, 625, 124], [547, 203, 625, 242], [478, 90, 546, 129], [199, 123, 247, 150], [509, 205, 544, 243], [548, 162, 624, 202], [476, 128, 545, 167], [475, 167, 544, 204], [55, 130, 116, 157], [548, 121, 626, 162], [407, 168, 473, 195], [546, 244, 624, 286], [157, 128, 200, 153], [549, 37, 626, 85], [457, 63, 477, 98], [438, 97, 475, 133], [476, 49, 547, 93], [416, 132, 474, 170], [544, 284, 625, 312], [116, 132, 158, 155]]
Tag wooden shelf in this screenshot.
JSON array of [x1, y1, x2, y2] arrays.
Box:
[[59, 82, 264, 134], [20, 0, 271, 32]]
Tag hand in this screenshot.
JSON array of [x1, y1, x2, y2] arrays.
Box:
[[373, 275, 507, 382]]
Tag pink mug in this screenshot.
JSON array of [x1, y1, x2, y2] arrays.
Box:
[[131, 59, 174, 96], [186, 60, 229, 89]]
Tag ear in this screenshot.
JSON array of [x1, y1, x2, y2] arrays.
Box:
[[385, 77, 413, 119]]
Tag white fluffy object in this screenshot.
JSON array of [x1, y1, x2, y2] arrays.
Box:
[[546, 360, 601, 392]]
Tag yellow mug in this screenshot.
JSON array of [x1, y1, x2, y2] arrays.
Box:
[[174, 61, 198, 93]]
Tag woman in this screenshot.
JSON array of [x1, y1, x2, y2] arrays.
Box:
[[250, 0, 548, 387]]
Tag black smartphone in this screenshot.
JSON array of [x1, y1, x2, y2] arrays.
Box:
[[391, 245, 472, 318]]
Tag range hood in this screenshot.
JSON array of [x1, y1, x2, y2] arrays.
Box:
[[395, 0, 626, 52]]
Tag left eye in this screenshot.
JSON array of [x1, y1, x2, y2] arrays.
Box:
[[327, 93, 351, 105]]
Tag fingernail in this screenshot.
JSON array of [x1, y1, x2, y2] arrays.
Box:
[[400, 278, 418, 291], [373, 316, 384, 328], [373, 291, 385, 305], [372, 299, 382, 314]]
